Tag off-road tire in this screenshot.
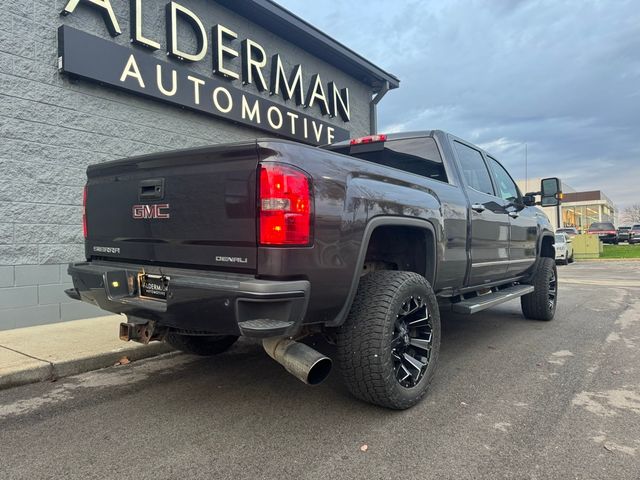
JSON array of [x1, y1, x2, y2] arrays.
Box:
[[165, 333, 238, 356], [521, 257, 557, 321], [336, 271, 441, 410]]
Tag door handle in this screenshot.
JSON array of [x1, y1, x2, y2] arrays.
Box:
[[139, 178, 165, 201], [471, 203, 486, 213], [508, 211, 519, 218]]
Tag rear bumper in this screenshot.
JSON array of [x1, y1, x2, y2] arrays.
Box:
[[66, 261, 310, 337], [592, 234, 617, 243], [555, 250, 567, 260]]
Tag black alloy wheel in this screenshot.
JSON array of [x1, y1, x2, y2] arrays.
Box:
[[337, 271, 441, 410], [391, 295, 433, 388], [521, 257, 558, 321], [547, 269, 557, 311]]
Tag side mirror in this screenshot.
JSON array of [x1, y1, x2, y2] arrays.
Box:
[[521, 194, 536, 206], [540, 177, 562, 207]]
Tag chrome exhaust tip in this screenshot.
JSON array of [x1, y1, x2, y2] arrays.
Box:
[[262, 337, 332, 385]]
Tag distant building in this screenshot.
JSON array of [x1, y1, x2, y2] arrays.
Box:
[[516, 179, 616, 232]]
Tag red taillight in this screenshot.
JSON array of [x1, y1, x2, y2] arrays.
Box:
[[258, 163, 312, 246], [350, 134, 387, 145], [82, 185, 88, 238]]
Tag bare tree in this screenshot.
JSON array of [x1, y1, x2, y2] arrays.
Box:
[[620, 204, 640, 225]]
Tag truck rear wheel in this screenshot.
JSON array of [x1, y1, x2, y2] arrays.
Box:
[[336, 271, 440, 410], [521, 257, 557, 321], [165, 333, 238, 356]]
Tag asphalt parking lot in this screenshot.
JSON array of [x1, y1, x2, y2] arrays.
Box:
[[1, 261, 639, 480]]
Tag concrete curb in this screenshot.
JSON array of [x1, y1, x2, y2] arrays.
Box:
[[51, 342, 174, 381], [0, 342, 173, 391], [0, 315, 175, 391], [0, 359, 52, 391], [575, 258, 640, 261]]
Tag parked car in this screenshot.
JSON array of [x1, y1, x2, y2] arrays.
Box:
[[629, 225, 640, 245], [556, 227, 579, 238], [587, 222, 618, 244], [617, 226, 632, 242], [554, 233, 574, 265], [66, 131, 561, 410]]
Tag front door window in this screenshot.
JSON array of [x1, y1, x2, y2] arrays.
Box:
[[488, 157, 519, 202]]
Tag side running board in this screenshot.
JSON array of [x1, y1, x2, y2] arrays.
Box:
[[451, 284, 535, 315]]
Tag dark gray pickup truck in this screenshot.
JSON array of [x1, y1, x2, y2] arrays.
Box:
[[67, 130, 562, 409]]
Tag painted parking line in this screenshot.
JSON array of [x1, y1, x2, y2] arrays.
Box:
[[559, 279, 640, 287]]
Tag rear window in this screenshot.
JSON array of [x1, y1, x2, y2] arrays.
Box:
[[589, 223, 615, 231], [340, 137, 448, 183]]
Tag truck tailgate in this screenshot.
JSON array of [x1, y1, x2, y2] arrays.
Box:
[[85, 142, 259, 270]]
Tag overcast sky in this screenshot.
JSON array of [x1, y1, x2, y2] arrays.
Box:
[[278, 0, 640, 209]]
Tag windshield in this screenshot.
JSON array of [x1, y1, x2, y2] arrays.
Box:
[[618, 227, 631, 231], [555, 234, 565, 243], [589, 222, 615, 231]]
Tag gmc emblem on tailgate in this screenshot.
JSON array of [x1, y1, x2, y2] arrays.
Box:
[[132, 204, 170, 219]]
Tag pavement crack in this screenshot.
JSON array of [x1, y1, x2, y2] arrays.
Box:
[[0, 344, 54, 368]]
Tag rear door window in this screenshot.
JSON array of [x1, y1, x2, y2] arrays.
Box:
[[452, 141, 494, 195]]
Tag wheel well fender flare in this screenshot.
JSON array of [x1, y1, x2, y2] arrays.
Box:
[[328, 216, 437, 328], [538, 231, 555, 258]]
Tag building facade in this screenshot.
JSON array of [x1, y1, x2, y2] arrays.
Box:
[[0, 0, 399, 330], [560, 191, 616, 231]]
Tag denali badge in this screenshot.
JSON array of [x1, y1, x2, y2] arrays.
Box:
[[216, 256, 248, 264], [93, 246, 120, 254], [132, 204, 170, 219]]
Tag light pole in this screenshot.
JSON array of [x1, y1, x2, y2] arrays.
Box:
[[524, 143, 528, 193]]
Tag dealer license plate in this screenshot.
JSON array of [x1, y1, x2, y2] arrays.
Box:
[[139, 274, 169, 300]]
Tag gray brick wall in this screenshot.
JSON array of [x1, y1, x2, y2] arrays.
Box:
[[0, 0, 373, 330], [0, 264, 105, 329]]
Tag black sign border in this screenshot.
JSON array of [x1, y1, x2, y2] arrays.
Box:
[[57, 26, 350, 146]]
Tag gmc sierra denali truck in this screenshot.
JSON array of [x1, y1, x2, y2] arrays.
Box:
[[67, 131, 562, 409]]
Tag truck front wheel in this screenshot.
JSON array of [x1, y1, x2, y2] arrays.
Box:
[[165, 333, 238, 356], [521, 257, 558, 321], [336, 271, 441, 410]]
